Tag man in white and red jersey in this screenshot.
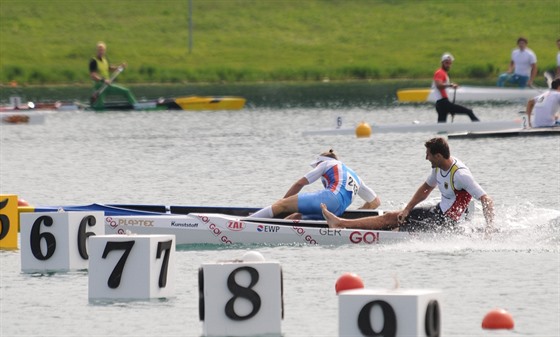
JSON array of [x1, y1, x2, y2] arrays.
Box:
[[249, 149, 380, 220], [321, 138, 495, 233], [432, 53, 480, 123]]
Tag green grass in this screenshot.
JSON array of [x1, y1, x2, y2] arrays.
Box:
[[0, 0, 558, 85]]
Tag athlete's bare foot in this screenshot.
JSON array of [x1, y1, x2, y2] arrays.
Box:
[[321, 203, 344, 228]]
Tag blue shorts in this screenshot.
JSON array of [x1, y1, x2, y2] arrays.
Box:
[[297, 190, 343, 220]]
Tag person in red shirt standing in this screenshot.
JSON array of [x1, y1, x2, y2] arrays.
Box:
[[432, 53, 479, 123]]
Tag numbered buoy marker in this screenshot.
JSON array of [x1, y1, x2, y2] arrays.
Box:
[[339, 288, 442, 337], [88, 234, 175, 300], [20, 211, 105, 272], [199, 253, 283, 336], [0, 195, 19, 250]]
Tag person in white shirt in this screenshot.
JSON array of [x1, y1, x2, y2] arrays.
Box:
[[526, 78, 560, 128], [321, 138, 495, 233], [497, 37, 538, 88]]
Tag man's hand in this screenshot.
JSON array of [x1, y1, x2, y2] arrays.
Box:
[[397, 209, 410, 224]]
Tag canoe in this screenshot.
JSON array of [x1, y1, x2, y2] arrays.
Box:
[[397, 86, 542, 103], [103, 212, 415, 246], [27, 203, 382, 219], [448, 126, 560, 139], [1, 111, 48, 125], [90, 96, 246, 111], [302, 119, 523, 136], [22, 203, 415, 246], [0, 101, 79, 113]]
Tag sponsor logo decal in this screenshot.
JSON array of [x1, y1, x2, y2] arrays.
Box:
[[349, 231, 379, 244], [227, 220, 245, 231], [257, 225, 280, 233], [292, 226, 306, 236], [105, 217, 154, 228], [197, 215, 233, 244], [171, 221, 198, 228], [305, 235, 317, 245], [319, 228, 342, 236]]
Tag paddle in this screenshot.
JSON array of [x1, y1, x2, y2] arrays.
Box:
[[451, 86, 457, 122], [91, 66, 124, 103], [544, 71, 554, 88]]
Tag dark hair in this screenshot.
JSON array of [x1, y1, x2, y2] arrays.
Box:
[[425, 137, 450, 159], [517, 37, 528, 44], [320, 149, 338, 160], [552, 78, 560, 90]]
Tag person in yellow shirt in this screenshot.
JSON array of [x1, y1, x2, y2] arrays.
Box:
[[89, 41, 137, 109]]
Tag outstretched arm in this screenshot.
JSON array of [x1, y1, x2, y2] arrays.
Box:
[[397, 182, 434, 223], [528, 63, 538, 86], [283, 177, 309, 198], [480, 194, 495, 230], [525, 98, 535, 127], [359, 196, 381, 210]]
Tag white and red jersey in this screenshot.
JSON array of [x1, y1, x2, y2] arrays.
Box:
[[431, 68, 450, 101], [304, 159, 376, 208], [426, 157, 487, 221]]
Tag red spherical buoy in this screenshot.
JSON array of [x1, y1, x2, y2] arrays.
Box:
[[335, 272, 364, 294], [482, 308, 514, 330], [18, 198, 30, 206]]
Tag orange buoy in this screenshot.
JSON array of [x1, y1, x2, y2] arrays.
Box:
[[18, 198, 30, 206], [482, 308, 514, 329], [335, 272, 364, 294], [355, 122, 372, 138]]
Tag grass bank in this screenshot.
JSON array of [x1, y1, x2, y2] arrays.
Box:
[[1, 0, 558, 85]]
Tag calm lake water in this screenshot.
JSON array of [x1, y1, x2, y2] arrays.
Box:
[[1, 84, 559, 336]]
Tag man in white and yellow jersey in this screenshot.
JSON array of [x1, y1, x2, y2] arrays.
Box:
[[89, 41, 137, 109], [321, 137, 495, 233]]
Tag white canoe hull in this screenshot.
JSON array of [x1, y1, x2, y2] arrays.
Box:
[[397, 86, 542, 103], [428, 86, 542, 103], [303, 119, 523, 136], [104, 213, 417, 246]]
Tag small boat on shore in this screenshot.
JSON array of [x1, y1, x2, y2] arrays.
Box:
[[397, 86, 542, 103]]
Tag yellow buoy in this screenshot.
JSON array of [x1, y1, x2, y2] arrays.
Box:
[[355, 122, 372, 138]]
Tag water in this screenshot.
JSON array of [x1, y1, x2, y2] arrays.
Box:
[[1, 97, 559, 336]]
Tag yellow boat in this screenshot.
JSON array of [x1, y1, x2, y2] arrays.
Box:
[[174, 96, 246, 110], [396, 88, 431, 102]]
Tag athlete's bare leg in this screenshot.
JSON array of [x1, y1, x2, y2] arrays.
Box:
[[321, 203, 400, 230], [321, 203, 343, 228]]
